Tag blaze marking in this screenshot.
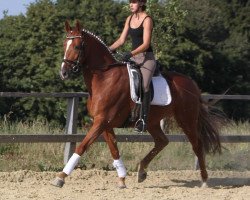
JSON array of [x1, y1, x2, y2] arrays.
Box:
[[61, 39, 73, 70]]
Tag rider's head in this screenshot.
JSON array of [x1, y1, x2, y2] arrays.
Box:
[[129, 0, 147, 11]]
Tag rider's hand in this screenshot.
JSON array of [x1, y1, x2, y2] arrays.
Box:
[[109, 48, 117, 54], [121, 52, 132, 62]]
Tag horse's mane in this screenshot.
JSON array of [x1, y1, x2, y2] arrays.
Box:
[[82, 29, 119, 62]]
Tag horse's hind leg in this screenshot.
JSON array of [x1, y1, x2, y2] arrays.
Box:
[[193, 139, 208, 187], [138, 123, 169, 183], [102, 129, 126, 188], [175, 115, 208, 187], [190, 137, 208, 187]]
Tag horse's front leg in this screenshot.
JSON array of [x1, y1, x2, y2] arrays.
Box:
[[102, 129, 127, 188], [51, 117, 106, 187]]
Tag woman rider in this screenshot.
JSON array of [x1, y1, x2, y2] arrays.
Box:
[[109, 0, 156, 132]]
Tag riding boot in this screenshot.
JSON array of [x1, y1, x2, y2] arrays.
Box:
[[134, 91, 151, 133]]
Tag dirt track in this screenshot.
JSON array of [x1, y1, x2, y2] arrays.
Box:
[[0, 169, 249, 200]]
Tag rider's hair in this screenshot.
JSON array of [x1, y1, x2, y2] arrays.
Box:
[[141, 5, 146, 11], [130, 0, 147, 11], [139, 0, 147, 11]]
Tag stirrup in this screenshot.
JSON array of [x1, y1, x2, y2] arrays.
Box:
[[134, 119, 147, 133]]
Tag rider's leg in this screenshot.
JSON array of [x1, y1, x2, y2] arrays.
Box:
[[134, 90, 151, 132], [133, 52, 156, 132]]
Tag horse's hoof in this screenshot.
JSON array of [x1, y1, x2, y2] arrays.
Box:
[[137, 170, 147, 183], [118, 184, 127, 189], [201, 182, 208, 188], [118, 178, 127, 189], [51, 177, 65, 188]]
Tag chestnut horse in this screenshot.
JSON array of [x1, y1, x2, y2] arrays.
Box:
[[52, 20, 221, 188]]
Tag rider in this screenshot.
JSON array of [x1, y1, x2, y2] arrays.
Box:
[[109, 0, 156, 132]]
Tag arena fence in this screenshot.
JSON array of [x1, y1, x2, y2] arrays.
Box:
[[0, 92, 249, 168]]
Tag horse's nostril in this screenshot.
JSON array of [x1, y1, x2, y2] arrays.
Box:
[[59, 70, 68, 80], [63, 71, 67, 77]]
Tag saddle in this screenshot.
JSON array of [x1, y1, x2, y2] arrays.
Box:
[[127, 61, 171, 105], [127, 61, 172, 123]]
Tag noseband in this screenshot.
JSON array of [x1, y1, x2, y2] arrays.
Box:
[[63, 35, 84, 73]]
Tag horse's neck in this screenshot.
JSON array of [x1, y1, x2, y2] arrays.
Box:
[[83, 64, 128, 96], [82, 32, 127, 95], [84, 34, 116, 69]]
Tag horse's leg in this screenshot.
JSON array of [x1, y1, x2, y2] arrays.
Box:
[[102, 129, 127, 188], [187, 131, 207, 187], [51, 117, 106, 187], [138, 123, 169, 183], [193, 139, 208, 188], [175, 114, 208, 187]]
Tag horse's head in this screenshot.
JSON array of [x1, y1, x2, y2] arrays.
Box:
[[60, 20, 84, 80]]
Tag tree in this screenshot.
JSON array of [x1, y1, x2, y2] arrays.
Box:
[[0, 0, 70, 123], [0, 0, 248, 122], [0, 0, 128, 124], [174, 0, 249, 119]]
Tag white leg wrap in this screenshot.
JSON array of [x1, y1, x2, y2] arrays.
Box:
[[63, 153, 81, 175], [113, 158, 127, 178]]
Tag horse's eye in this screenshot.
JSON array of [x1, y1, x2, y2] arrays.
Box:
[[74, 45, 81, 50]]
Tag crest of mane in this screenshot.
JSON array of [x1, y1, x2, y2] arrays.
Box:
[[81, 29, 119, 63]]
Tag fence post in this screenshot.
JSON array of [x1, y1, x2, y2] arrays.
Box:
[[64, 97, 79, 165]]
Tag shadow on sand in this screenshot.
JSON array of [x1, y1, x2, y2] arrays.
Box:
[[171, 177, 250, 188], [145, 177, 250, 189]]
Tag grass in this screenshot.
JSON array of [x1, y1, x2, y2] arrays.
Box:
[[205, 121, 250, 171], [0, 119, 249, 172]]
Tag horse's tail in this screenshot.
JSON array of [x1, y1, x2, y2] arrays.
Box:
[[198, 98, 222, 154]]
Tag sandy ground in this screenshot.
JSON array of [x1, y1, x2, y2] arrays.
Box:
[[0, 169, 249, 200]]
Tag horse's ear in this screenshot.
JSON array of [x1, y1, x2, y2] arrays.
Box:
[[65, 20, 72, 32], [75, 20, 82, 32]]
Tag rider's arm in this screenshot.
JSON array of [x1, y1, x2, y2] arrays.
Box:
[[131, 17, 153, 56], [109, 16, 130, 51]]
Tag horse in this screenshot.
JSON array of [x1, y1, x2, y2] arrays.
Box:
[[52, 20, 221, 188]]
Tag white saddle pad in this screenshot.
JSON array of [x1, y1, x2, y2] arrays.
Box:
[[127, 64, 172, 106], [151, 76, 172, 106]]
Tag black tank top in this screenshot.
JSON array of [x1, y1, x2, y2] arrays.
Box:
[[128, 15, 153, 52]]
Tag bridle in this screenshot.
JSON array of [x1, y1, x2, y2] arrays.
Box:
[[62, 31, 124, 74], [63, 35, 85, 73]]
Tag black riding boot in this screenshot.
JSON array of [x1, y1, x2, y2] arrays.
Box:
[[134, 91, 151, 133]]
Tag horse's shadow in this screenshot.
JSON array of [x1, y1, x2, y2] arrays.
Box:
[[145, 177, 250, 189], [174, 177, 250, 188]]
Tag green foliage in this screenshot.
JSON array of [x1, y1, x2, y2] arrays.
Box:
[[157, 0, 249, 119], [0, 144, 18, 155], [0, 0, 129, 124], [147, 0, 188, 57], [0, 0, 249, 123]]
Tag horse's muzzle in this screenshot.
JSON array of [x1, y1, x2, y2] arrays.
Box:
[[60, 71, 67, 80], [60, 67, 69, 80]]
